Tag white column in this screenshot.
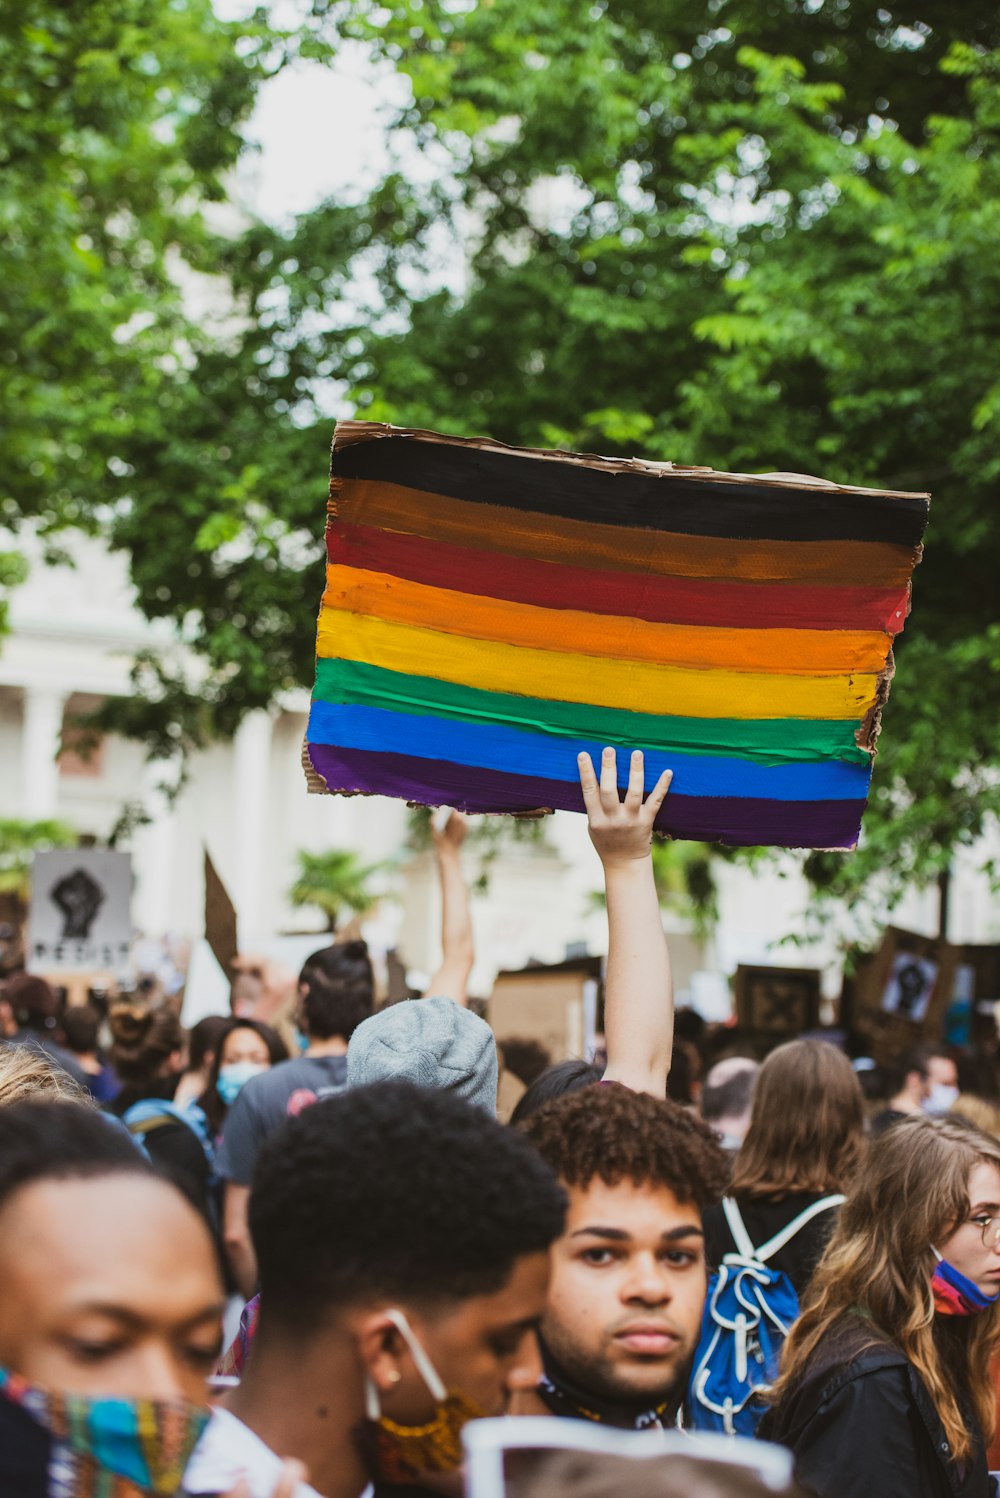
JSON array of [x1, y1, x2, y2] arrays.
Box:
[[232, 710, 273, 945], [21, 686, 65, 819], [132, 759, 178, 939]]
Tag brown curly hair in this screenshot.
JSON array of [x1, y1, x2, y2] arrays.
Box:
[[519, 1082, 729, 1207], [108, 1003, 183, 1086]]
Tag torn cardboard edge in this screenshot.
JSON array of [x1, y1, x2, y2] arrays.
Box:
[[328, 420, 931, 504]]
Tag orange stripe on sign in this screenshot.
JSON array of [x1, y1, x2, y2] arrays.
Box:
[[323, 565, 894, 677]]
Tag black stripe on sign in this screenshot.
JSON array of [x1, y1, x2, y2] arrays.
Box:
[[333, 437, 929, 547]]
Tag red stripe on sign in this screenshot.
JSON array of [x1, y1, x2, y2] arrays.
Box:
[[327, 522, 910, 635]]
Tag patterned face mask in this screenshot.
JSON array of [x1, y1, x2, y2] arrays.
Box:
[[0, 1365, 210, 1496], [353, 1310, 486, 1484], [930, 1250, 1000, 1317]]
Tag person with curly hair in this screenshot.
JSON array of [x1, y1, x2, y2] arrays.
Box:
[[761, 1115, 1000, 1498], [184, 1080, 566, 1498], [518, 1083, 729, 1430]]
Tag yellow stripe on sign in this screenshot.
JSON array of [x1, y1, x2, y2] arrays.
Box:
[[316, 608, 880, 722], [323, 565, 893, 677]]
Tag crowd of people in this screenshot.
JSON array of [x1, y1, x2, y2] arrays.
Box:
[[1, 746, 999, 1497]]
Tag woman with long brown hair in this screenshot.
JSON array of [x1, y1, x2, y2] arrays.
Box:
[[703, 1039, 865, 1295], [761, 1115, 1000, 1498]]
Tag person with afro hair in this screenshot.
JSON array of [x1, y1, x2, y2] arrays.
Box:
[[185, 1080, 566, 1498], [516, 1081, 728, 1431]]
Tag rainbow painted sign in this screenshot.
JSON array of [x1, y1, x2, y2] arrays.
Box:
[[304, 423, 929, 849]]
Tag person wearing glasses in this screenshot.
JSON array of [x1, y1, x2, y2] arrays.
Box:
[[760, 1115, 1000, 1498]]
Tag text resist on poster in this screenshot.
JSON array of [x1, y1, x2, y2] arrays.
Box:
[[28, 850, 133, 972]]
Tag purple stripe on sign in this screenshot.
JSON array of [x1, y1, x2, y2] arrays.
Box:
[[306, 743, 866, 850]]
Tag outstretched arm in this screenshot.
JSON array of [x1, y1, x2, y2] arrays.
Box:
[[580, 747, 674, 1098], [422, 809, 474, 1007]]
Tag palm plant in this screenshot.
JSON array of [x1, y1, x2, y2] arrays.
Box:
[[288, 848, 384, 932]]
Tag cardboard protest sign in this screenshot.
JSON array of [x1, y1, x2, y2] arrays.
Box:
[[488, 957, 602, 1065], [28, 849, 132, 972], [305, 422, 928, 849], [734, 964, 822, 1039], [204, 848, 239, 985], [849, 925, 959, 1060]]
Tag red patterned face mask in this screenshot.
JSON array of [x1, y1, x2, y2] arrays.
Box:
[[931, 1251, 1000, 1317]]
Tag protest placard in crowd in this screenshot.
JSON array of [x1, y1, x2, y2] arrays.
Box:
[[305, 422, 929, 851]]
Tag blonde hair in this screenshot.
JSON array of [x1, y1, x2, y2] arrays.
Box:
[[731, 1039, 864, 1197], [0, 1043, 93, 1108], [771, 1114, 1000, 1464], [954, 1095, 1000, 1142]]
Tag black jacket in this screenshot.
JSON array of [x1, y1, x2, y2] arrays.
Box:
[[759, 1316, 992, 1498]]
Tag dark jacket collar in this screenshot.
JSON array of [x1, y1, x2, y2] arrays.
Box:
[[536, 1338, 683, 1430]]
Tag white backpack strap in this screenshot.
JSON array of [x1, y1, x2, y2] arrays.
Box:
[[721, 1196, 757, 1260], [754, 1195, 845, 1263]]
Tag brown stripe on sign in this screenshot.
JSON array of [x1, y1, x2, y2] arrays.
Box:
[[330, 479, 922, 589]]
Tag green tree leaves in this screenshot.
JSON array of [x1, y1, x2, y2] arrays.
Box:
[[5, 0, 999, 920]]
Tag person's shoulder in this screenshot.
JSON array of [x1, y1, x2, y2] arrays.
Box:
[[763, 1317, 909, 1449], [184, 1407, 262, 1494], [237, 1053, 344, 1111], [184, 1406, 323, 1497], [781, 1317, 906, 1412], [308, 1052, 348, 1088], [0, 1383, 50, 1495], [231, 1056, 304, 1109], [871, 1107, 908, 1136]]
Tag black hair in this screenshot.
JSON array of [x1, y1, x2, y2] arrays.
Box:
[[61, 1004, 101, 1055], [509, 1059, 603, 1125], [250, 1080, 566, 1334], [673, 1006, 707, 1053], [666, 1040, 696, 1104], [3, 974, 62, 1034], [499, 1037, 552, 1088], [521, 1082, 728, 1210], [886, 1044, 952, 1094], [298, 940, 374, 1041], [700, 1062, 758, 1125], [0, 1100, 151, 1218], [186, 1014, 231, 1073], [197, 1017, 288, 1134]]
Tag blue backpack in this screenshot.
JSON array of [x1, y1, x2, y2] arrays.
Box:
[[121, 1097, 214, 1160], [688, 1194, 844, 1436]]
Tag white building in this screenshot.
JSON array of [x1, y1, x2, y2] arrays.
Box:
[[1, 528, 996, 1011]]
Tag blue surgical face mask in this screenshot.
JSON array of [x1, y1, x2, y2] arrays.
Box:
[[926, 1082, 959, 1115], [216, 1060, 268, 1105], [294, 1028, 310, 1054]]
